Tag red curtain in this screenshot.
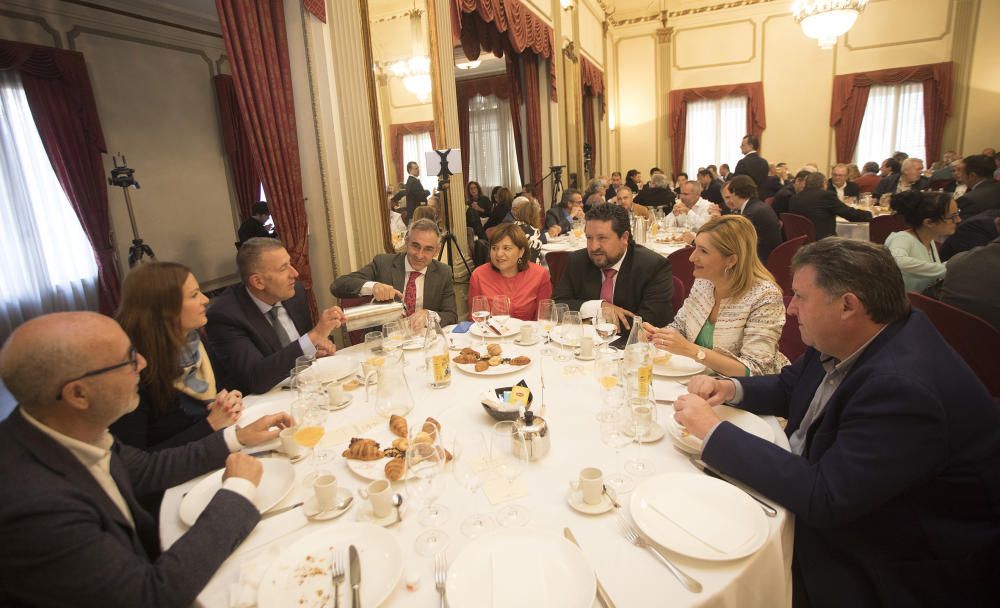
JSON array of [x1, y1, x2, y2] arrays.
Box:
[[215, 0, 315, 310], [580, 56, 604, 179], [451, 0, 557, 102], [0, 40, 120, 314], [830, 62, 952, 164], [522, 52, 543, 204], [214, 74, 260, 223], [456, 75, 517, 180], [301, 0, 325, 23], [389, 121, 436, 186], [668, 82, 766, 179]]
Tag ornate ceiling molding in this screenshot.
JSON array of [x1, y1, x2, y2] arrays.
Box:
[[608, 0, 778, 28]]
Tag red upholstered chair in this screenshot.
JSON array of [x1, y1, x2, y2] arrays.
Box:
[[338, 295, 373, 346], [672, 275, 687, 315], [780, 213, 816, 244], [907, 292, 1000, 398], [779, 295, 806, 362], [764, 196, 775, 207], [545, 250, 569, 289], [485, 225, 500, 240], [667, 246, 695, 293], [868, 213, 907, 245], [766, 235, 807, 296]]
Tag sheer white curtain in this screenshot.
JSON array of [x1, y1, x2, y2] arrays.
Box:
[[0, 70, 98, 342], [467, 94, 521, 191], [402, 131, 438, 193], [683, 95, 747, 177], [855, 82, 925, 165]]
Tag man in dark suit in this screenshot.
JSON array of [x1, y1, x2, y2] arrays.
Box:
[[955, 154, 1000, 220], [759, 162, 789, 200], [697, 169, 724, 207], [826, 163, 860, 201], [553, 204, 673, 335], [940, 216, 1000, 331], [404, 161, 429, 218], [771, 169, 811, 217], [0, 312, 291, 607], [634, 172, 677, 209], [872, 157, 929, 199], [733, 134, 769, 187], [332, 218, 457, 326], [722, 176, 781, 263], [206, 238, 347, 394], [544, 189, 584, 237], [237, 201, 277, 245], [939, 209, 1000, 261], [674, 239, 1000, 608], [791, 172, 872, 240]]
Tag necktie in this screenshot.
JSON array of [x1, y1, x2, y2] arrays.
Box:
[[267, 305, 293, 346], [600, 268, 617, 303], [403, 270, 421, 315]]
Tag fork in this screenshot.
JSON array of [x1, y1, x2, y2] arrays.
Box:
[[330, 551, 345, 608], [617, 512, 702, 593], [434, 552, 448, 608]]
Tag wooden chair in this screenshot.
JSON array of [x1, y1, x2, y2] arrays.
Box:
[[672, 275, 686, 316], [545, 250, 569, 289], [907, 292, 1000, 398], [868, 213, 907, 245], [338, 295, 373, 346], [667, 246, 695, 293], [779, 295, 806, 362], [779, 213, 816, 244], [766, 236, 807, 296]]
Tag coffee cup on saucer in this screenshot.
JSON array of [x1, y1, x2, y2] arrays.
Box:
[[312, 470, 338, 512], [359, 479, 394, 518], [519, 323, 536, 344], [578, 467, 603, 505]]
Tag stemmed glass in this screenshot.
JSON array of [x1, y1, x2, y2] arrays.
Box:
[[600, 406, 635, 494], [471, 295, 491, 347], [490, 421, 530, 527], [292, 406, 326, 471], [594, 349, 623, 422], [452, 431, 497, 539], [594, 302, 619, 353], [558, 310, 583, 367], [406, 426, 450, 555], [624, 394, 658, 477], [551, 303, 570, 360], [491, 296, 511, 336], [536, 299, 557, 355], [382, 320, 409, 354]]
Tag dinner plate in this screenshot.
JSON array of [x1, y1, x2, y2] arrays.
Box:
[[666, 404, 774, 453], [652, 354, 706, 378], [550, 325, 601, 347], [630, 473, 769, 561], [345, 454, 414, 481], [178, 459, 294, 527], [469, 319, 522, 338], [256, 523, 402, 608], [454, 352, 533, 377], [301, 356, 359, 384], [446, 527, 596, 608]]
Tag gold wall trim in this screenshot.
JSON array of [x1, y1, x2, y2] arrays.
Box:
[[0, 10, 62, 47], [611, 0, 778, 27], [66, 26, 215, 74], [844, 0, 954, 50], [59, 0, 223, 38], [672, 19, 756, 70]]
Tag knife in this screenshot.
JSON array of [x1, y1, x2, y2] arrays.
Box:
[[689, 458, 778, 517], [260, 502, 303, 519], [487, 320, 503, 336], [349, 545, 361, 608], [563, 528, 616, 608]]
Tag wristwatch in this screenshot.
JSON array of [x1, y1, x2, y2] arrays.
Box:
[[694, 348, 707, 361]]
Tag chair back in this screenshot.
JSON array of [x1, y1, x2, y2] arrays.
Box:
[[766, 235, 807, 296], [780, 213, 816, 244], [907, 292, 1000, 397], [667, 246, 695, 293], [338, 295, 373, 346], [779, 295, 806, 363], [485, 225, 499, 240], [545, 250, 570, 288], [868, 213, 907, 245], [764, 196, 775, 207], [672, 275, 686, 316]]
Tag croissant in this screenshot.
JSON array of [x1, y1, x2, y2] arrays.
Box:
[[389, 414, 408, 438], [391, 437, 409, 452], [509, 356, 531, 366], [341, 437, 383, 461], [422, 417, 441, 435], [412, 431, 433, 445], [384, 457, 406, 481]]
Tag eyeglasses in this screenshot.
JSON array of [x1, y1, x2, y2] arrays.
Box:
[[943, 212, 961, 222], [56, 345, 139, 400]]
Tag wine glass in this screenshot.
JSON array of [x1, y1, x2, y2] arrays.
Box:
[[594, 302, 619, 353], [537, 299, 557, 354], [471, 295, 491, 347], [600, 406, 635, 494], [452, 431, 497, 539], [558, 310, 583, 365], [292, 407, 326, 470], [491, 295, 511, 335], [490, 421, 530, 527], [551, 303, 570, 360], [624, 396, 658, 477], [406, 426, 450, 555], [382, 320, 409, 354], [594, 349, 623, 422]]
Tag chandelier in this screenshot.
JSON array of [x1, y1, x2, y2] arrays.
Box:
[[792, 0, 869, 50], [388, 56, 432, 102]]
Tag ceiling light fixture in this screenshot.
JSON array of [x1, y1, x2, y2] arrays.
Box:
[[792, 0, 869, 50]]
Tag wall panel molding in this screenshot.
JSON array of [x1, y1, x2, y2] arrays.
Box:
[[844, 0, 954, 50], [672, 19, 756, 70], [0, 10, 62, 47]]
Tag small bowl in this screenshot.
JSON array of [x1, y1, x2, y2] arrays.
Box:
[[481, 386, 534, 421]]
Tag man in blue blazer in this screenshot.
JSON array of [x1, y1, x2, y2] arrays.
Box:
[[672, 238, 1000, 607]]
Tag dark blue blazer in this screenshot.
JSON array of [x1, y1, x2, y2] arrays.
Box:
[[703, 311, 1000, 607]]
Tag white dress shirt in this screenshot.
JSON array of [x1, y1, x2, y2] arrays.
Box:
[[665, 197, 713, 230], [580, 252, 627, 320], [833, 183, 846, 201], [247, 289, 315, 356], [360, 258, 427, 310]]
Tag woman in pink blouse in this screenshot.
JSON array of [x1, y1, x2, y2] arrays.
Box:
[[468, 223, 553, 320]]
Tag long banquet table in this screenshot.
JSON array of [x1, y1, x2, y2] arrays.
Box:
[[161, 334, 793, 608]]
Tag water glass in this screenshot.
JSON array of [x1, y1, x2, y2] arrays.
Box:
[[471, 295, 491, 346], [490, 421, 530, 527]]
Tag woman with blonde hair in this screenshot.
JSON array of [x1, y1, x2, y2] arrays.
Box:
[[512, 195, 544, 261], [643, 215, 789, 376]]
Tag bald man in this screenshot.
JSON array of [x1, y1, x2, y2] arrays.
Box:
[[0, 312, 292, 607]]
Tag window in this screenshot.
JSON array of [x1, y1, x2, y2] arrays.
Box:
[[401, 131, 438, 193], [0, 70, 98, 341], [683, 95, 747, 177], [855, 82, 925, 165], [467, 94, 521, 191]]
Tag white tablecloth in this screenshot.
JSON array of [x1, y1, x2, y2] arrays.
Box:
[[161, 338, 793, 608]]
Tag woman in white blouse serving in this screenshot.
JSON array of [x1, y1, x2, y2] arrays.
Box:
[[643, 215, 790, 376], [884, 190, 961, 293]]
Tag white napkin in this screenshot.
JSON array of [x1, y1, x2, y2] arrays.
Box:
[[644, 496, 756, 555], [228, 546, 281, 608], [491, 552, 548, 608], [481, 391, 520, 413], [652, 379, 687, 403]]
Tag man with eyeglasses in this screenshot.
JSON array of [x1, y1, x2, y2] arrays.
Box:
[[0, 312, 292, 607]]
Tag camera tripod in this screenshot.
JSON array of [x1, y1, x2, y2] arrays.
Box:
[[108, 155, 156, 266], [432, 149, 473, 277]]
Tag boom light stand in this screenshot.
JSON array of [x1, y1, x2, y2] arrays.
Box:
[[108, 154, 155, 267]]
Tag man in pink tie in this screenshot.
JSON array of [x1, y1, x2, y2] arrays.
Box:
[[331, 218, 458, 327], [551, 204, 674, 341]]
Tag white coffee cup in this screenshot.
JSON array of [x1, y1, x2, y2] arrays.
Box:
[[519, 323, 536, 343], [579, 467, 604, 505], [279, 427, 304, 458], [326, 383, 346, 408], [579, 336, 595, 358], [359, 479, 394, 518], [312, 470, 338, 511]]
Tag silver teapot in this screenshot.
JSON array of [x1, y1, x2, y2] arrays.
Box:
[[512, 409, 550, 461]]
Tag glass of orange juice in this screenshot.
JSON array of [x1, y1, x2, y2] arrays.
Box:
[[293, 408, 326, 468]]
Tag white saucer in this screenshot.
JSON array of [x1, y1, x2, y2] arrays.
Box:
[[625, 423, 666, 443], [567, 490, 615, 515], [321, 393, 353, 411], [573, 349, 596, 361], [279, 452, 306, 464], [356, 502, 399, 527], [303, 488, 354, 520], [513, 336, 541, 346]]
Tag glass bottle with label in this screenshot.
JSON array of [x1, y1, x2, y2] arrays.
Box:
[[623, 316, 652, 400], [426, 317, 451, 389]]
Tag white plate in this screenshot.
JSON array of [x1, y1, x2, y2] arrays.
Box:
[[302, 356, 359, 384], [567, 490, 614, 515], [345, 456, 413, 481], [454, 347, 533, 377], [630, 473, 769, 561], [469, 318, 522, 338], [550, 325, 600, 347], [666, 404, 774, 453], [178, 459, 294, 527], [446, 528, 596, 608], [652, 354, 706, 378], [256, 523, 402, 608]]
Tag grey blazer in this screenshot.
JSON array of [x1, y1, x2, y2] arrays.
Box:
[[0, 409, 259, 607], [331, 253, 458, 325]]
